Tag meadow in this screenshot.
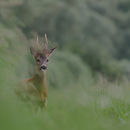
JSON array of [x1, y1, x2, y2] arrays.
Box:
[[1, 46, 130, 130], [1, 0, 130, 129]]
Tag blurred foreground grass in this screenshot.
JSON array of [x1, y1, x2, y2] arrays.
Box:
[[1, 76, 130, 130]]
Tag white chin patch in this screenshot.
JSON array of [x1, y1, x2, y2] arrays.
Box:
[[40, 69, 45, 72]]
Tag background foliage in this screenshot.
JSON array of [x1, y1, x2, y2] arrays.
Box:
[[1, 0, 130, 130]]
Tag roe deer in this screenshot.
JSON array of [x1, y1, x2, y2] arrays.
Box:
[[15, 34, 57, 109]]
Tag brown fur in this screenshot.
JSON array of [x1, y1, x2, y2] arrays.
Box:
[[15, 73, 48, 108]]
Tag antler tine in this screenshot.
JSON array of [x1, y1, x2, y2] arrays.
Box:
[[45, 34, 48, 50], [37, 37, 41, 53], [37, 37, 39, 46]]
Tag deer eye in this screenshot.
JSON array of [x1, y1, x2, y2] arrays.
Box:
[[47, 59, 49, 62], [36, 59, 40, 62]]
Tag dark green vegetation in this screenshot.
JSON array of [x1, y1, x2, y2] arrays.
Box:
[[1, 0, 130, 130]]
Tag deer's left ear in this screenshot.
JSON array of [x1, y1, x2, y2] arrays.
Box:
[[47, 46, 57, 57]]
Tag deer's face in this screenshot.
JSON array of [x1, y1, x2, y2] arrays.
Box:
[[30, 46, 57, 72], [35, 53, 49, 72]]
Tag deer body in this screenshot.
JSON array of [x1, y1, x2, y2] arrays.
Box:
[[15, 35, 57, 108]]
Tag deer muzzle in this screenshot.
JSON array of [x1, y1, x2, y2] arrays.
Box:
[[40, 65, 47, 71]]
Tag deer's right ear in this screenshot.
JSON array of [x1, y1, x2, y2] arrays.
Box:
[[30, 46, 37, 57]]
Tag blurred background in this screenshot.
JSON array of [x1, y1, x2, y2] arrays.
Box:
[[1, 0, 130, 130]]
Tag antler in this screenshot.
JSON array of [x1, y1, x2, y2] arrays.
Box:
[[36, 37, 41, 53], [37, 37, 39, 45], [45, 34, 48, 50]]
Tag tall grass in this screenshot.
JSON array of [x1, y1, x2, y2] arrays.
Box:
[[1, 74, 130, 130], [1, 36, 130, 130]]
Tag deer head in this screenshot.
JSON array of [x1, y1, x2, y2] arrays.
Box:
[[30, 34, 57, 73]]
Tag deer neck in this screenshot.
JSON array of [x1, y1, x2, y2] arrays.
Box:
[[33, 69, 47, 91]]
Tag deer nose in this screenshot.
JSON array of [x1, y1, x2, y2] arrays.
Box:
[[41, 66, 47, 70]]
